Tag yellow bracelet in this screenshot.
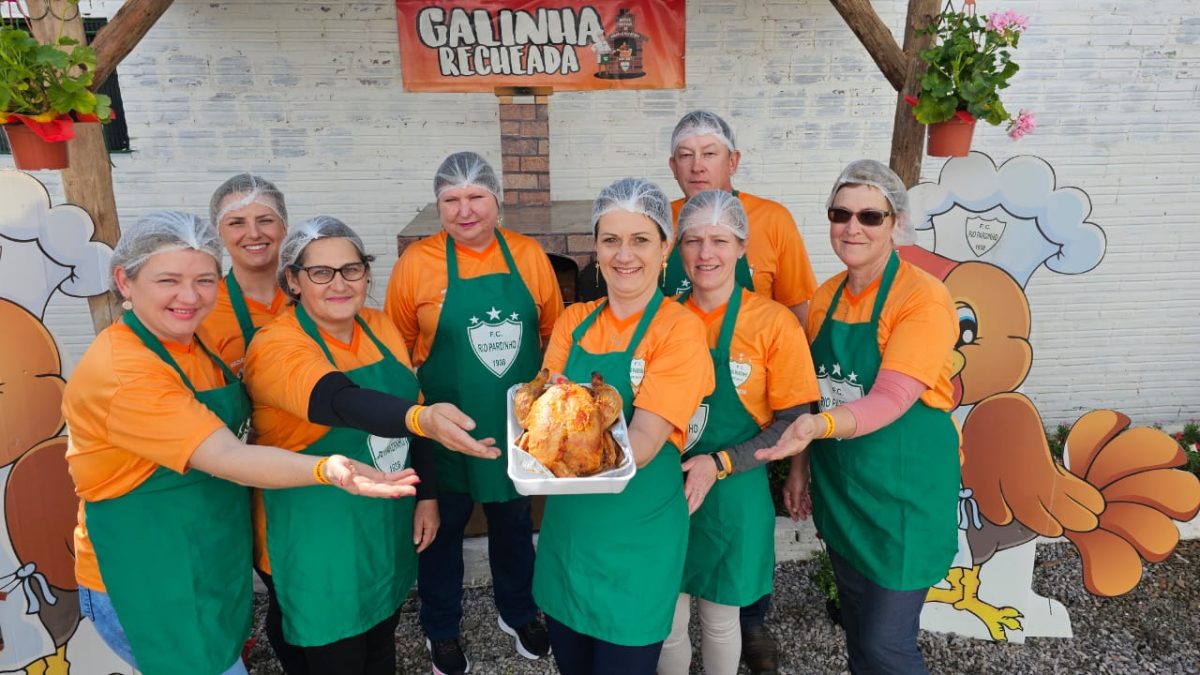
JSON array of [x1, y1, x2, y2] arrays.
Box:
[[720, 450, 733, 476], [313, 457, 332, 485], [819, 412, 836, 439], [408, 405, 426, 438]]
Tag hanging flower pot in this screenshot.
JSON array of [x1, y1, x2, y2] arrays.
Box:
[[2, 123, 70, 171], [926, 115, 976, 157]]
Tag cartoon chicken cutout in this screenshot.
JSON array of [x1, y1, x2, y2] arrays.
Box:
[[902, 153, 1200, 642]]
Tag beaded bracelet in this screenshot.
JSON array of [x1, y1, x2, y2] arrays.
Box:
[[407, 404, 426, 438], [818, 411, 836, 439], [313, 457, 332, 485]]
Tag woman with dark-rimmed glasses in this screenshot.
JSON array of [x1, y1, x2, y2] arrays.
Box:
[[759, 160, 961, 675]]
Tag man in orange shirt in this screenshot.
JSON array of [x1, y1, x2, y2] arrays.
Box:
[[665, 109, 818, 673], [664, 110, 818, 327]]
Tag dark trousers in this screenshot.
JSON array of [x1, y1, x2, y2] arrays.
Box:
[[740, 593, 772, 628], [829, 548, 930, 675], [259, 570, 400, 675], [418, 491, 538, 640], [545, 614, 663, 675]]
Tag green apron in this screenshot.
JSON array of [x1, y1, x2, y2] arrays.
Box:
[[533, 290, 689, 646], [418, 230, 542, 502], [261, 305, 419, 646], [808, 252, 960, 591], [225, 271, 261, 347], [85, 311, 253, 674], [661, 191, 755, 297], [677, 287, 775, 606]]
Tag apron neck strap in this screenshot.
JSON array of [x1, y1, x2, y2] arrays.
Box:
[[714, 286, 742, 360], [573, 288, 664, 358], [828, 250, 902, 329], [445, 228, 514, 280], [224, 271, 259, 344], [123, 310, 236, 392], [295, 304, 385, 367]]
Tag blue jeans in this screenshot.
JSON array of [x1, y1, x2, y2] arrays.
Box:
[[417, 491, 538, 640], [545, 614, 663, 675], [827, 549, 930, 675], [79, 586, 248, 675]]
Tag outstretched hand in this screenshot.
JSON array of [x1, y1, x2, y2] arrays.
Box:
[[756, 414, 822, 462], [419, 403, 500, 459], [322, 456, 420, 498]]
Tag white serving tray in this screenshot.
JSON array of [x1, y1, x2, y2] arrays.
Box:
[[505, 383, 636, 495]]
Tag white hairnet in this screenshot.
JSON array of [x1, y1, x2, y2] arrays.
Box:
[[277, 216, 373, 302], [670, 110, 736, 154], [827, 159, 915, 246], [109, 212, 222, 293], [210, 173, 288, 226], [677, 190, 749, 241], [591, 178, 673, 245], [434, 151, 502, 204]]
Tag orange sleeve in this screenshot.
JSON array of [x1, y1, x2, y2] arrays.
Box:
[[385, 246, 424, 356], [763, 303, 820, 410], [633, 304, 715, 443], [765, 205, 818, 308], [879, 278, 958, 390], [244, 317, 337, 420], [542, 302, 590, 374], [104, 373, 226, 474]]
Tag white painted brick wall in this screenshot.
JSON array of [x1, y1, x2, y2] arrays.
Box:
[[15, 0, 1199, 427]]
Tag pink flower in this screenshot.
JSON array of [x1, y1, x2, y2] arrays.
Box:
[[1007, 109, 1036, 140], [987, 10, 1029, 35]]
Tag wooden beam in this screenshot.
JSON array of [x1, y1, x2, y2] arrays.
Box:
[[89, 0, 176, 90], [889, 0, 940, 187], [27, 0, 124, 333], [828, 0, 911, 92]]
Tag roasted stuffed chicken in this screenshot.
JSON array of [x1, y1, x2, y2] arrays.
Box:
[[513, 369, 624, 477]]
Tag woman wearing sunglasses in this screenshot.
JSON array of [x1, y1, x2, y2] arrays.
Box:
[[757, 160, 961, 675], [242, 217, 498, 674]]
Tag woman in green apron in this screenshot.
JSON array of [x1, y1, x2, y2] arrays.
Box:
[[534, 178, 714, 674], [384, 153, 564, 675], [757, 161, 961, 675], [657, 191, 819, 675], [244, 217, 499, 674], [63, 213, 423, 675], [200, 173, 290, 375]]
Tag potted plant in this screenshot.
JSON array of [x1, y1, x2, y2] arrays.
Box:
[[0, 1, 112, 170], [906, 0, 1036, 157]]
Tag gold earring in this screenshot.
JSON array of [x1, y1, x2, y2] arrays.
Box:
[[661, 258, 668, 286], [594, 260, 600, 285], [121, 299, 133, 311]]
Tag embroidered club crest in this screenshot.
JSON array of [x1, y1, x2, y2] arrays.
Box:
[[729, 359, 752, 388], [684, 403, 709, 451], [367, 435, 410, 474], [468, 307, 523, 378], [816, 362, 865, 411], [630, 358, 646, 394]]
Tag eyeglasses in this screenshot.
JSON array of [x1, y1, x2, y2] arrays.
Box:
[[828, 207, 892, 227], [291, 262, 368, 284]]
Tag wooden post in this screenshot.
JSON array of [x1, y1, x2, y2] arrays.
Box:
[[27, 0, 172, 332], [889, 0, 939, 187], [829, 0, 938, 187]]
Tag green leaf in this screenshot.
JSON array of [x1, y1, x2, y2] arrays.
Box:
[[34, 44, 69, 71]]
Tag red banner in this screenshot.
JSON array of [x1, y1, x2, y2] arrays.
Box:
[[395, 0, 686, 92]]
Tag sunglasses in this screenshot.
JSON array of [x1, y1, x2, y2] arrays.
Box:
[[828, 207, 892, 227], [291, 262, 368, 284]]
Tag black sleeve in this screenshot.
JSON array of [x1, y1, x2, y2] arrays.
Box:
[[307, 371, 416, 439], [411, 436, 439, 500], [726, 405, 807, 474]]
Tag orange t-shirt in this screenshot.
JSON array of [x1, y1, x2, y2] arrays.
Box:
[[197, 277, 287, 375], [543, 297, 715, 451], [806, 259, 958, 411], [384, 229, 564, 366], [64, 323, 229, 592], [671, 191, 818, 308], [684, 289, 820, 427], [242, 306, 416, 572]]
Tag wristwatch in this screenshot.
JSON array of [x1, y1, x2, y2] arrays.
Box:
[[710, 451, 731, 480]]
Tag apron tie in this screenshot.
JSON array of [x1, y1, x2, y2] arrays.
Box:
[[957, 487, 983, 531], [0, 562, 58, 614]]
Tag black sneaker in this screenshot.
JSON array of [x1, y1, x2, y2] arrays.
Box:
[[741, 624, 779, 674], [426, 637, 470, 675], [497, 616, 551, 659]]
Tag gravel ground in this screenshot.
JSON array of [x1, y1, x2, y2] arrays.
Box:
[[246, 539, 1200, 674]]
